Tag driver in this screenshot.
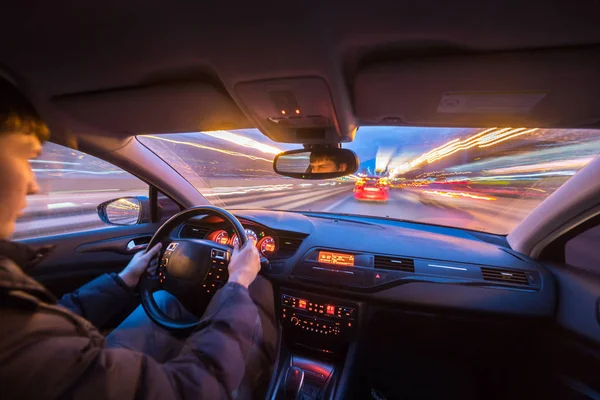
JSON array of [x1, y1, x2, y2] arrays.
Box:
[[0, 78, 276, 399], [307, 150, 348, 173]]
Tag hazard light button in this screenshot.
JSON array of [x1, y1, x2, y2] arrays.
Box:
[[371, 271, 390, 285]]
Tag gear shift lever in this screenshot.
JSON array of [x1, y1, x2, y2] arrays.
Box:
[[284, 366, 305, 400]]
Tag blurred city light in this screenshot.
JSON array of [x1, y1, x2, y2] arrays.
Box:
[[199, 130, 283, 155], [485, 157, 593, 174], [143, 135, 274, 162], [423, 190, 497, 201], [390, 127, 539, 177]]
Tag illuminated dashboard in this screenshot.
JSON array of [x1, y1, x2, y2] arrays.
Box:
[[205, 227, 278, 257], [178, 210, 555, 318]]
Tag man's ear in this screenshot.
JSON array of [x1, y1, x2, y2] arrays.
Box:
[[339, 163, 347, 172]]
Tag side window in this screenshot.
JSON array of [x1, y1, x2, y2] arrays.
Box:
[[15, 142, 149, 240], [564, 223, 600, 273]]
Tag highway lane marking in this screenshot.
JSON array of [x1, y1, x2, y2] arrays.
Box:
[[49, 189, 124, 194], [243, 186, 350, 210], [281, 187, 351, 210], [218, 187, 318, 207], [47, 202, 78, 209], [322, 192, 354, 212]]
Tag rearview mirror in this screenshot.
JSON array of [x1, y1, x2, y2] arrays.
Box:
[[273, 148, 359, 179], [98, 196, 151, 226]]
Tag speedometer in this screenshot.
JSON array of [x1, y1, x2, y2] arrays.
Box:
[[206, 229, 229, 245], [231, 229, 258, 247], [258, 236, 276, 256]]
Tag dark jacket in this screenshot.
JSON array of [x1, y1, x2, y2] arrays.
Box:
[[0, 241, 260, 399]]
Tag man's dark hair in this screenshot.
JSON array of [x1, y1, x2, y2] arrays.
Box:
[[310, 150, 344, 168], [1, 77, 49, 142]]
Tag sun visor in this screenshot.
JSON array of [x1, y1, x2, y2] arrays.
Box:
[[52, 81, 251, 135], [235, 77, 356, 144], [355, 48, 600, 128]]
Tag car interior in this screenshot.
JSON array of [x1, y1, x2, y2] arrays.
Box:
[[2, 1, 600, 399]]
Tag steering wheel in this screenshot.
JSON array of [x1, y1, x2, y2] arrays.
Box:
[[139, 205, 248, 331]]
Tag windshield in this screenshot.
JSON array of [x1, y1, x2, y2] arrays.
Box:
[[138, 127, 599, 234]]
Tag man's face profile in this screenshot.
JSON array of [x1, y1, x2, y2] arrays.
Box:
[[309, 155, 347, 173]]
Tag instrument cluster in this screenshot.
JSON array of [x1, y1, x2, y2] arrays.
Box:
[[206, 227, 277, 257]]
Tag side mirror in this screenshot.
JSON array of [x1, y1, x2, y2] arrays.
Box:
[[273, 148, 359, 180], [97, 196, 151, 226]]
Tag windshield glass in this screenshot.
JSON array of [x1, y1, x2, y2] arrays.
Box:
[[138, 127, 599, 234]]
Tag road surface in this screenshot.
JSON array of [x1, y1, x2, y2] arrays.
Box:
[[15, 179, 542, 240]]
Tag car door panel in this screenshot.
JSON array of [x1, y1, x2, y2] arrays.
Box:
[[544, 264, 600, 397], [24, 222, 163, 298]]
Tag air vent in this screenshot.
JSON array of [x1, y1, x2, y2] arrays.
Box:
[[481, 267, 529, 286], [278, 237, 303, 258], [269, 262, 285, 274], [374, 256, 415, 273], [180, 224, 211, 239]]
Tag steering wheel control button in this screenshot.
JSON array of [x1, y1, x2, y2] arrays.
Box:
[[166, 242, 179, 252], [211, 248, 230, 261], [205, 254, 229, 295]]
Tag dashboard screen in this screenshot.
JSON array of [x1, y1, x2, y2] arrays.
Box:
[[318, 251, 355, 267]]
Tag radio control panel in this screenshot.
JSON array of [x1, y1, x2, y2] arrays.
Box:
[[280, 293, 357, 338]]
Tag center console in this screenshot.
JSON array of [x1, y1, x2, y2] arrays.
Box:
[[270, 288, 361, 400]]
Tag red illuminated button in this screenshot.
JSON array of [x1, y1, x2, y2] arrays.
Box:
[[298, 299, 307, 309], [326, 305, 335, 315]]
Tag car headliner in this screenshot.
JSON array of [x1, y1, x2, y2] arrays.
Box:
[[1, 0, 600, 148]]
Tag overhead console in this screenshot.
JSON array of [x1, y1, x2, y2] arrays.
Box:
[[235, 77, 357, 143]]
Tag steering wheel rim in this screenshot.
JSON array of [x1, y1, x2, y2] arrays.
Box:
[[139, 205, 247, 331]]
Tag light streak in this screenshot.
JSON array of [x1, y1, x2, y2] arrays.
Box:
[[426, 127, 504, 163], [474, 171, 576, 180], [391, 127, 538, 177], [143, 135, 274, 162], [479, 128, 538, 147], [423, 190, 497, 201], [31, 160, 81, 165], [198, 130, 283, 154], [427, 128, 519, 163], [47, 202, 77, 209], [32, 169, 125, 175], [486, 157, 593, 174]]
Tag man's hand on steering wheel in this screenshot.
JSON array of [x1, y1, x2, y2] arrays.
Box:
[[118, 243, 163, 288], [228, 242, 260, 289]]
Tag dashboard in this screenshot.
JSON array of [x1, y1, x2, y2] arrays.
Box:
[[205, 227, 277, 257], [178, 217, 305, 261], [178, 209, 556, 318]]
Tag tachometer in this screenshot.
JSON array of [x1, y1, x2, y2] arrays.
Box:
[[206, 229, 229, 245], [258, 236, 276, 257], [231, 229, 258, 247]]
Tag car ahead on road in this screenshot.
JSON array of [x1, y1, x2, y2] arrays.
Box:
[[3, 1, 600, 399], [353, 177, 390, 202]]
